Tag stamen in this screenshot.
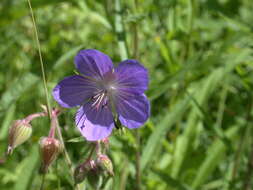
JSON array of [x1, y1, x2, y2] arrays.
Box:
[[91, 91, 107, 110]]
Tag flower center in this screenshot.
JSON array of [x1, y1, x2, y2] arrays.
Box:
[[90, 71, 118, 110], [91, 91, 108, 110]]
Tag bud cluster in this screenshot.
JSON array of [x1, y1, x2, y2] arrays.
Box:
[[6, 107, 116, 187], [7, 108, 62, 174], [74, 140, 114, 186]]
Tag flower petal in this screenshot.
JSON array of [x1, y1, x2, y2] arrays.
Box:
[[75, 49, 113, 79], [115, 59, 148, 96], [75, 102, 114, 141], [53, 75, 97, 108], [116, 94, 150, 129]]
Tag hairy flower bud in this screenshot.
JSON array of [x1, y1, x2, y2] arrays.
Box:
[[74, 164, 87, 184], [74, 160, 96, 184], [39, 137, 61, 173], [74, 160, 97, 184], [96, 154, 114, 176], [87, 169, 100, 187], [8, 120, 32, 155]]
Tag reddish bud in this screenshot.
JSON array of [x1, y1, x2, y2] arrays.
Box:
[[39, 137, 62, 173], [96, 154, 114, 176], [8, 120, 32, 155]]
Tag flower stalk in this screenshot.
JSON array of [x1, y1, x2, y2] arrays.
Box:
[[27, 0, 52, 118]]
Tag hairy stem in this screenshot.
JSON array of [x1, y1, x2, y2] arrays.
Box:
[[54, 118, 81, 190]]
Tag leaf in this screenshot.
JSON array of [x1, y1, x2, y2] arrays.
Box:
[[191, 126, 240, 189], [67, 136, 84, 143], [171, 68, 225, 178], [141, 96, 190, 172], [0, 104, 16, 141], [0, 73, 39, 111], [0, 0, 76, 28], [153, 169, 193, 190], [53, 45, 83, 70], [14, 145, 39, 190]]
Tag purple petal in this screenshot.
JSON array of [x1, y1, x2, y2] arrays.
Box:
[[75, 102, 114, 141], [75, 49, 113, 79], [53, 75, 97, 108], [116, 94, 150, 129], [115, 60, 148, 96]]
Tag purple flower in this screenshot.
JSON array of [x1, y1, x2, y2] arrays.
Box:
[[53, 49, 150, 141]]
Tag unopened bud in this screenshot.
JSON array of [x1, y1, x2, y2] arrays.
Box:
[[74, 164, 87, 184], [39, 137, 62, 173], [96, 154, 114, 176], [87, 160, 100, 187], [8, 120, 32, 155], [74, 160, 96, 184]]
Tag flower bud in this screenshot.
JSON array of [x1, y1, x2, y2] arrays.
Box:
[[39, 137, 62, 173], [96, 154, 114, 176], [74, 164, 87, 184], [87, 168, 100, 187], [74, 160, 96, 184], [8, 120, 32, 155], [86, 160, 100, 187]]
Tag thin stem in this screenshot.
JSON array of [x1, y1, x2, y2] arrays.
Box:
[[184, 0, 195, 59], [48, 115, 57, 138], [231, 93, 252, 183], [135, 130, 141, 190], [54, 118, 81, 190], [113, 0, 142, 188], [243, 145, 253, 190], [114, 0, 128, 60], [88, 144, 96, 159], [27, 0, 52, 118], [132, 0, 141, 189], [25, 112, 47, 123], [40, 173, 46, 190]]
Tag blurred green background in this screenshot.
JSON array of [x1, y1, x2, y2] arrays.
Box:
[[1, 0, 253, 189]]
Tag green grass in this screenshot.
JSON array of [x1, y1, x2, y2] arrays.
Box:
[[1, 0, 253, 189]]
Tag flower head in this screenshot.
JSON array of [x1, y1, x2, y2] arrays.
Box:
[[39, 137, 62, 173], [53, 49, 150, 141]]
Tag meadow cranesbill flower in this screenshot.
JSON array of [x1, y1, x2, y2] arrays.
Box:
[[53, 49, 150, 141]]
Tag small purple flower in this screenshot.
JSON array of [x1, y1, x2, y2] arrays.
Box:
[[53, 49, 150, 141]]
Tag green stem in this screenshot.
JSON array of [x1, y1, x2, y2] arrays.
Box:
[[114, 0, 128, 60], [114, 0, 142, 188], [133, 1, 141, 188], [40, 173, 46, 190], [54, 118, 81, 190], [184, 0, 195, 59], [88, 143, 96, 159], [231, 93, 253, 182], [27, 0, 52, 118]]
